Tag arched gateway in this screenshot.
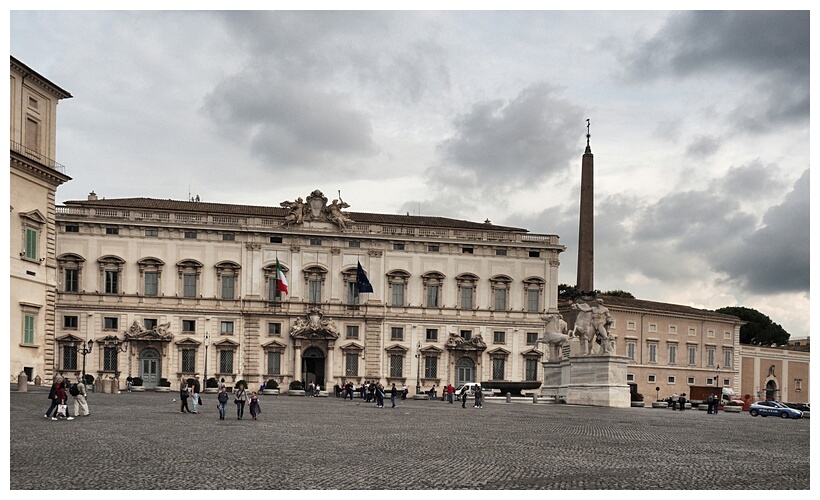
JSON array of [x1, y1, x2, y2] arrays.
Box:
[[290, 307, 339, 391]]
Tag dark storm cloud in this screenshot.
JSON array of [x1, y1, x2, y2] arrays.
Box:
[[621, 11, 809, 132], [436, 83, 583, 189], [712, 169, 809, 294], [685, 135, 721, 160]]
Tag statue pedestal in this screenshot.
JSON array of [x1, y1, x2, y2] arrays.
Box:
[[540, 350, 630, 408]]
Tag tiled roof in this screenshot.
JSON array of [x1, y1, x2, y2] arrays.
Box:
[[62, 197, 530, 232], [561, 295, 743, 323]]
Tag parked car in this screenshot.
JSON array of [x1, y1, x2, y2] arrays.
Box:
[[454, 383, 487, 398], [783, 402, 810, 412], [749, 401, 804, 419]]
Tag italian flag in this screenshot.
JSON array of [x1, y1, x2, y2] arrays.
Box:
[[276, 258, 288, 294]]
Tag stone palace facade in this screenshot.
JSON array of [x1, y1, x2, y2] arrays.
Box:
[[53, 191, 565, 391]]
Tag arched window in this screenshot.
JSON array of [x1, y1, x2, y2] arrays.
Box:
[[422, 271, 445, 308], [523, 276, 546, 312], [262, 262, 289, 302], [215, 261, 241, 300], [176, 259, 203, 298], [456, 273, 479, 310], [386, 269, 410, 307], [57, 253, 85, 293], [303, 265, 328, 303], [137, 257, 165, 296], [490, 275, 512, 311], [98, 255, 125, 294]]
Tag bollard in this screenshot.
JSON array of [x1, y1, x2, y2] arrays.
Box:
[[34, 375, 42, 386], [533, 393, 538, 404], [506, 392, 511, 403], [17, 372, 28, 392], [110, 378, 119, 393]]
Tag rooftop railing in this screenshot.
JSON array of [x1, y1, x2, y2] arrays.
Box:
[[10, 140, 67, 174]]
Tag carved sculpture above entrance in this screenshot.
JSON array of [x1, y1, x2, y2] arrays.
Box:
[[290, 307, 340, 340], [280, 189, 354, 230]]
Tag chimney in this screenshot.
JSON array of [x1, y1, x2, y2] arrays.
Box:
[[88, 191, 98, 201]]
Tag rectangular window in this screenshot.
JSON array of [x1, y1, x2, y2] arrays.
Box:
[[526, 332, 538, 345], [63, 315, 78, 329], [528, 250, 540, 258], [667, 376, 676, 384], [220, 321, 234, 335], [65, 268, 79, 292], [183, 273, 197, 298], [669, 325, 677, 334], [525, 359, 538, 381], [462, 247, 473, 254], [496, 248, 507, 256], [648, 343, 657, 363], [723, 350, 732, 368], [182, 349, 196, 373], [426, 328, 438, 342], [347, 282, 360, 305], [427, 245, 439, 252], [103, 347, 118, 371], [270, 236, 283, 244], [308, 279, 322, 303], [527, 289, 540, 312], [184, 231, 197, 239], [426, 285, 439, 307], [145, 228, 158, 237], [267, 352, 281, 375], [460, 330, 472, 341], [494, 288, 507, 310], [648, 323, 657, 333], [348, 240, 360, 248], [182, 320, 196, 333], [391, 284, 404, 306], [626, 341, 636, 361], [221, 275, 235, 300], [724, 331, 732, 340], [648, 375, 656, 383], [626, 373, 634, 382], [707, 347, 716, 367], [103, 317, 118, 330], [23, 314, 35, 344], [424, 356, 438, 378], [105, 227, 119, 235], [63, 345, 78, 370], [391, 327, 404, 341], [144, 318, 157, 330], [25, 117, 39, 151], [346, 325, 359, 339], [687, 377, 695, 385], [345, 353, 359, 377], [493, 331, 505, 344], [222, 233, 235, 241], [492, 358, 505, 380], [219, 351, 234, 373], [706, 377, 715, 386], [688, 327, 697, 337], [144, 271, 158, 296], [65, 224, 79, 233], [389, 354, 403, 377], [627, 321, 637, 331], [460, 286, 473, 309], [722, 378, 730, 387], [393, 242, 405, 251], [268, 278, 281, 302], [688, 346, 697, 365], [309, 238, 322, 246], [104, 270, 119, 294], [668, 344, 677, 365], [707, 329, 715, 338], [268, 323, 282, 336]]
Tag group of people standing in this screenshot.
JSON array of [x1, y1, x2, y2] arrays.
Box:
[[44, 376, 90, 420], [179, 376, 261, 420]]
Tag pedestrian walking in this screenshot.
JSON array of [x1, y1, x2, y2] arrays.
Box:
[[191, 375, 201, 413], [249, 391, 261, 420], [179, 376, 191, 413], [460, 386, 468, 408], [706, 394, 714, 414], [126, 376, 133, 392], [53, 379, 74, 420], [678, 393, 686, 411], [71, 377, 90, 417], [44, 376, 63, 419], [375, 383, 385, 408], [713, 395, 720, 414], [216, 386, 229, 420], [447, 384, 455, 404], [401, 384, 408, 400], [234, 383, 248, 420], [474, 385, 483, 408], [390, 383, 397, 408]]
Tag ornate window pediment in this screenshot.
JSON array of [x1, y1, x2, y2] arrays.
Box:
[[521, 347, 544, 358], [175, 337, 200, 347], [19, 209, 47, 225], [262, 339, 287, 351], [341, 342, 364, 353], [385, 344, 409, 353], [56, 333, 85, 344], [488, 347, 511, 357], [213, 338, 239, 348]]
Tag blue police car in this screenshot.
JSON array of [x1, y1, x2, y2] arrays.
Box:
[[749, 400, 804, 419]]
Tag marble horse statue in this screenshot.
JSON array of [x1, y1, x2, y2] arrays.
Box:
[[570, 299, 613, 355], [536, 312, 569, 362]]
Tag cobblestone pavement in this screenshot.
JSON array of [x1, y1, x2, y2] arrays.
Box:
[[10, 387, 810, 490]]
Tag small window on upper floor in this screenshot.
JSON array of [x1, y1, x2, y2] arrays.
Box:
[[496, 248, 507, 256], [348, 240, 360, 248], [222, 233, 235, 241], [184, 231, 197, 239], [64, 225, 79, 233], [145, 228, 158, 237], [270, 236, 283, 244], [309, 238, 322, 246], [462, 247, 473, 254], [393, 242, 405, 251], [528, 250, 540, 258], [105, 227, 119, 235], [428, 245, 439, 252]]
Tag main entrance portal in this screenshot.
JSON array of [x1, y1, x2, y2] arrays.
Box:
[[302, 347, 326, 390], [456, 357, 475, 387], [138, 348, 161, 389]]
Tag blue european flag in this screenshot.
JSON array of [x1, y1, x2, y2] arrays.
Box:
[[356, 261, 374, 293]]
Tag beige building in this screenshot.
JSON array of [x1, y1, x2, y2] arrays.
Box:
[[561, 296, 745, 402], [9, 56, 72, 383], [739, 344, 809, 403], [53, 191, 565, 390]]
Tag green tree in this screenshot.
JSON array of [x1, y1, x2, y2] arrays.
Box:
[[601, 290, 635, 298], [714, 306, 790, 346], [558, 284, 601, 301]]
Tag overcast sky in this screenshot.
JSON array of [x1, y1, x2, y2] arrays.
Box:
[[9, 8, 811, 339]]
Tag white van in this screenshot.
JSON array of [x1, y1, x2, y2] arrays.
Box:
[[455, 383, 487, 398]]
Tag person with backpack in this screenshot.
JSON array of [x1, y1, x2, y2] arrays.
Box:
[[216, 385, 229, 420], [71, 377, 89, 417]]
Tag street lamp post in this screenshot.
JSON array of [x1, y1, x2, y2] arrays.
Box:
[[80, 339, 94, 385], [415, 342, 421, 395], [111, 338, 129, 390], [204, 332, 210, 381]]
